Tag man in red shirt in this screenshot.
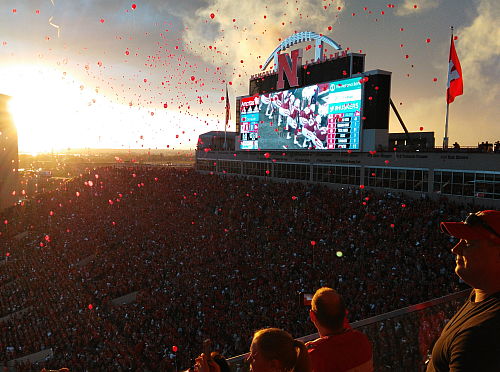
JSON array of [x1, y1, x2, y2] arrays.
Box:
[[306, 287, 373, 372]]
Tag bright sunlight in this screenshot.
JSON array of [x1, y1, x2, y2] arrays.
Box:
[[1, 65, 214, 153]]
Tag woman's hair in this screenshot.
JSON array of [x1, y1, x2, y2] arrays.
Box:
[[252, 328, 310, 372]]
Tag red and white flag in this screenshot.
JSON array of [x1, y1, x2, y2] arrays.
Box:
[[447, 37, 463, 104], [225, 84, 231, 129]]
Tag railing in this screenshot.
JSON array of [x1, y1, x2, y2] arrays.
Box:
[[227, 289, 470, 372], [196, 147, 500, 154]]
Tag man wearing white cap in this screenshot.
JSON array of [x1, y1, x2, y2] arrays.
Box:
[[427, 210, 500, 371]]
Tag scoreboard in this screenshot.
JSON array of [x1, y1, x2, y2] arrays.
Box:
[[239, 77, 362, 151]]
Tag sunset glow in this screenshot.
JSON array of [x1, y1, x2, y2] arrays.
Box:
[[3, 65, 218, 153]]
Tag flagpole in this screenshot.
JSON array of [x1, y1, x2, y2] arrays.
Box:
[[224, 83, 228, 150], [443, 26, 453, 150], [443, 102, 449, 150]]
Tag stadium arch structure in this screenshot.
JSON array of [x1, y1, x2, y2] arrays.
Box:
[[261, 31, 342, 72], [196, 31, 500, 208]]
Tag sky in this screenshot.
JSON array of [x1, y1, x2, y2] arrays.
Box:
[[0, 0, 498, 152]]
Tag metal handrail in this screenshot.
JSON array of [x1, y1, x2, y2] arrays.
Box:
[[227, 289, 470, 365]]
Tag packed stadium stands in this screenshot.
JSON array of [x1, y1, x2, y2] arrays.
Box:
[[0, 167, 471, 371]]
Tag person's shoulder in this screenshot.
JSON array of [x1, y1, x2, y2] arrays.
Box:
[[305, 336, 328, 351], [306, 337, 323, 347], [306, 330, 371, 349], [346, 329, 372, 348], [350, 328, 371, 339]]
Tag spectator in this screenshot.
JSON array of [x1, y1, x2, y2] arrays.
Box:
[[306, 288, 373, 372], [246, 328, 310, 372], [0, 167, 468, 370], [193, 352, 229, 372], [426, 210, 500, 371]]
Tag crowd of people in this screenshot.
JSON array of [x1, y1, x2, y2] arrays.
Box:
[[0, 166, 471, 371]]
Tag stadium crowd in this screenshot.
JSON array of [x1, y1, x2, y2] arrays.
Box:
[[0, 166, 469, 371]]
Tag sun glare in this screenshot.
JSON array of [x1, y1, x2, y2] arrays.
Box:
[[1, 64, 222, 153], [3, 65, 101, 153]]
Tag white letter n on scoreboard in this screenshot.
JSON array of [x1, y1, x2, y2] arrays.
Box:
[[277, 48, 303, 90]]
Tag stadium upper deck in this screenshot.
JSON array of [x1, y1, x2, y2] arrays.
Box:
[[196, 32, 499, 208], [195, 144, 500, 208]]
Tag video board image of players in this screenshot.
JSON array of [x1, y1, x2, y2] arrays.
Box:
[[239, 77, 362, 151]]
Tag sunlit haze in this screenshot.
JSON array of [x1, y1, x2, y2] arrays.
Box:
[[3, 65, 219, 153], [0, 0, 499, 152]]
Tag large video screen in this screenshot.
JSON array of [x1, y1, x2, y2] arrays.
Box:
[[239, 77, 362, 150]]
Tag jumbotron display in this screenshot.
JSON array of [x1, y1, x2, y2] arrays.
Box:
[[239, 77, 362, 150]]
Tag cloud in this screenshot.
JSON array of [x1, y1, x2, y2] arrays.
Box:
[[396, 0, 441, 16], [390, 0, 500, 146], [167, 0, 345, 87], [456, 0, 500, 103]]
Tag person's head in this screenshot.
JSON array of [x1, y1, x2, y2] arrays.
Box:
[[310, 287, 345, 334], [248, 328, 310, 372], [441, 210, 500, 293]]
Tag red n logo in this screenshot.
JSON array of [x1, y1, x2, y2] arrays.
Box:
[[277, 49, 303, 90]]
